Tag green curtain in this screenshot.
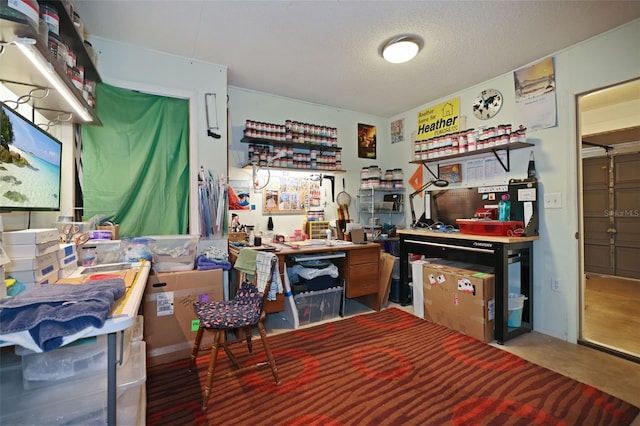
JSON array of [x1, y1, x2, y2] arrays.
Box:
[[82, 83, 189, 237]]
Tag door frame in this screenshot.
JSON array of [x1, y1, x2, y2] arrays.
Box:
[[576, 79, 640, 362]]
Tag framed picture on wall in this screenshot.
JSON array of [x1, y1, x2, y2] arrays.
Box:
[[358, 123, 377, 159], [391, 118, 404, 144], [439, 163, 462, 183]]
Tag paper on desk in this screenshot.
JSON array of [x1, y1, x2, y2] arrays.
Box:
[[524, 201, 533, 226]]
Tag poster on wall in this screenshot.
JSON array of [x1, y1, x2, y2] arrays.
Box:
[[416, 98, 460, 140], [228, 179, 251, 210], [263, 176, 309, 214], [514, 57, 557, 132], [390, 118, 404, 144], [308, 178, 322, 208], [358, 123, 377, 159]]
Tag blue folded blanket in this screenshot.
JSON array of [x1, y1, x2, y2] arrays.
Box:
[[196, 254, 232, 271], [0, 279, 125, 352]]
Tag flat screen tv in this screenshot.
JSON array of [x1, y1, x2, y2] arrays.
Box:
[[0, 102, 62, 211]]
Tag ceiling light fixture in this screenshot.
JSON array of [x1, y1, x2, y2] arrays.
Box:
[[382, 35, 422, 64], [15, 39, 93, 122]]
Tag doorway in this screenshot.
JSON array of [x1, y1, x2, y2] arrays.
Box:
[[578, 79, 640, 362]]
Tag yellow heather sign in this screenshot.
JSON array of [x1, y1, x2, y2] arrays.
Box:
[[417, 98, 460, 138]]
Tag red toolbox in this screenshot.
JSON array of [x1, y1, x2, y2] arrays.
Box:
[[456, 219, 525, 237]]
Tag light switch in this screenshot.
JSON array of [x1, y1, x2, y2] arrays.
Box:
[[543, 193, 562, 209]]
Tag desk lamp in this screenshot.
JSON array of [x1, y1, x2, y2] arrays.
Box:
[[409, 178, 449, 228], [252, 150, 287, 190]]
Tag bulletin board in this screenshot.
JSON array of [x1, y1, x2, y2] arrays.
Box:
[[263, 176, 316, 214]]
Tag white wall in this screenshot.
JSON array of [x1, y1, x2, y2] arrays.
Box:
[[87, 37, 228, 250], [388, 20, 640, 342], [227, 87, 389, 236]]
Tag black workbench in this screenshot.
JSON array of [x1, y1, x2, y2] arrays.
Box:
[[398, 229, 538, 344]]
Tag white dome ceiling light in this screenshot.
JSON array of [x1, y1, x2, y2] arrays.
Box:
[[382, 35, 423, 64]]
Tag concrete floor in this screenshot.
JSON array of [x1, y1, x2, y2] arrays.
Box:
[[265, 299, 640, 424]]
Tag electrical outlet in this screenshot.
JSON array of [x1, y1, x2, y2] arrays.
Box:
[[551, 277, 561, 292], [544, 192, 562, 209]]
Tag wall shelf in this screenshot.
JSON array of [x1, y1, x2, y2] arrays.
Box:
[[241, 135, 343, 172], [410, 141, 534, 175], [241, 136, 342, 153], [0, 1, 101, 125], [241, 162, 346, 173]]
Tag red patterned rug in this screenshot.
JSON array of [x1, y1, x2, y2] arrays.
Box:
[[146, 308, 638, 425]]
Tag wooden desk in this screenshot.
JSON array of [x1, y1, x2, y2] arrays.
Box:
[[398, 229, 538, 344], [228, 242, 381, 312]]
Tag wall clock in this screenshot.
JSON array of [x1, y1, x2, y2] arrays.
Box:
[[472, 89, 503, 120]]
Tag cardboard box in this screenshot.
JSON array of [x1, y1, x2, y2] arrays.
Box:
[[4, 240, 59, 258], [5, 251, 58, 273], [143, 269, 224, 367], [13, 268, 59, 291], [58, 263, 77, 280], [423, 264, 495, 343], [58, 252, 78, 269], [6, 262, 58, 282], [3, 228, 59, 245], [57, 244, 77, 259]]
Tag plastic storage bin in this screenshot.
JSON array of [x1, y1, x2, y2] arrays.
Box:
[[91, 239, 123, 264], [97, 239, 124, 263], [18, 320, 140, 388], [1, 341, 146, 425], [121, 237, 156, 262], [131, 314, 144, 342], [147, 235, 200, 272], [20, 336, 108, 386], [294, 286, 343, 326]]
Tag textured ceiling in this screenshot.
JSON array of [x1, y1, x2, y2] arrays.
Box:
[[74, 1, 640, 118]]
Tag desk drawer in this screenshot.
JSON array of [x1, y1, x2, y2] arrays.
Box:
[[349, 246, 379, 264], [346, 263, 379, 298]]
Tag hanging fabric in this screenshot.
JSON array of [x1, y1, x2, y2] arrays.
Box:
[[82, 83, 190, 237]]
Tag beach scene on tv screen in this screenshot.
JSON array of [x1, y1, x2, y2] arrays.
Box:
[[0, 107, 61, 210]]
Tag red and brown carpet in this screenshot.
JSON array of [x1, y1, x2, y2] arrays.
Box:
[[146, 308, 638, 425]]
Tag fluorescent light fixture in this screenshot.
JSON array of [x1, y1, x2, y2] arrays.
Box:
[[382, 35, 422, 64], [15, 41, 93, 122]]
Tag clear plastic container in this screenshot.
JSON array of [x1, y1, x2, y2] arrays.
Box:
[[146, 235, 199, 272], [121, 237, 156, 262], [91, 239, 123, 264], [2, 341, 146, 425], [294, 286, 343, 326], [20, 336, 108, 385]]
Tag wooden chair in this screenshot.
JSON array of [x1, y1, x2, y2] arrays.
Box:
[[189, 253, 281, 411]]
